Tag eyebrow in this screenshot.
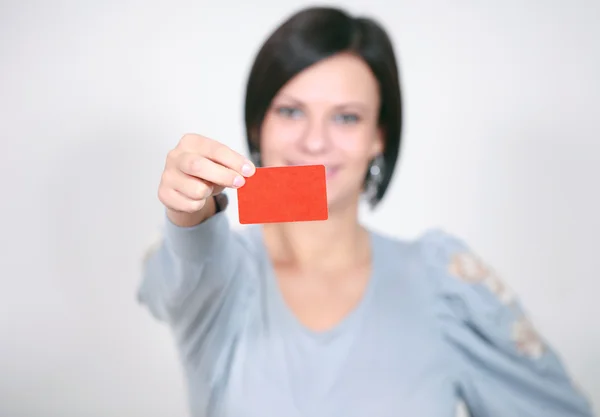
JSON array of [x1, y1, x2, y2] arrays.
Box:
[[275, 94, 370, 112]]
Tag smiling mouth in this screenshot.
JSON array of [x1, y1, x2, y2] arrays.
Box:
[[284, 161, 340, 178]]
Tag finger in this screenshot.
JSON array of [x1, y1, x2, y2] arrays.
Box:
[[173, 173, 214, 201], [163, 168, 226, 200], [158, 186, 206, 214], [200, 139, 256, 177], [178, 154, 247, 188]]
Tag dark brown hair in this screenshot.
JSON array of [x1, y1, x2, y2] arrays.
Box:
[[244, 6, 402, 207]]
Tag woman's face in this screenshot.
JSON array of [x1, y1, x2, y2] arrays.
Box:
[[259, 53, 383, 211]]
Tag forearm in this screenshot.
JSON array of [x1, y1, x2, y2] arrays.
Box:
[[138, 196, 236, 321]]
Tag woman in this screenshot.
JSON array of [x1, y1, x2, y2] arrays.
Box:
[[139, 6, 594, 417]]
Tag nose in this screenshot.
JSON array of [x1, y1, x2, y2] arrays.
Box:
[[299, 118, 330, 154]]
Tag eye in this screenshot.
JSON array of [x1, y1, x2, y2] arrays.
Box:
[[334, 113, 361, 124], [276, 106, 304, 119]]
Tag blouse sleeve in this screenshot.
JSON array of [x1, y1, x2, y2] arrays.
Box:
[[420, 230, 595, 417]]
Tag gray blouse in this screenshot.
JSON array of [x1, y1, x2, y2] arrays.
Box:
[[138, 197, 594, 417]]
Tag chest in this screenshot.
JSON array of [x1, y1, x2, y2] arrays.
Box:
[[273, 262, 372, 333], [219, 285, 457, 417]]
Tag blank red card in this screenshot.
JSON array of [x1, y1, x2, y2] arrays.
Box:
[[237, 165, 329, 224]]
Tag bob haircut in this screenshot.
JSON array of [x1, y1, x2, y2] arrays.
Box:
[[244, 6, 403, 207]]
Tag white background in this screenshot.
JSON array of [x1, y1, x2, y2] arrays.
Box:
[[1, 0, 599, 416]]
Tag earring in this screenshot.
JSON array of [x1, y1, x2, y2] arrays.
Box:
[[365, 153, 385, 206]]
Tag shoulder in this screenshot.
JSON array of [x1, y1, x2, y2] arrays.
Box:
[[370, 227, 512, 302], [411, 228, 546, 360], [370, 227, 490, 281], [414, 228, 516, 303], [371, 227, 546, 361]]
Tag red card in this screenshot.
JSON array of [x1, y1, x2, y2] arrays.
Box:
[[237, 165, 329, 224]]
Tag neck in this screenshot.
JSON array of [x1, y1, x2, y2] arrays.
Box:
[[263, 199, 369, 271]]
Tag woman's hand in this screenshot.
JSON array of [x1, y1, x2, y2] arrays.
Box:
[[158, 133, 255, 226]]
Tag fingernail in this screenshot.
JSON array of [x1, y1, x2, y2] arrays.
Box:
[[233, 175, 245, 188], [241, 163, 253, 177]]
